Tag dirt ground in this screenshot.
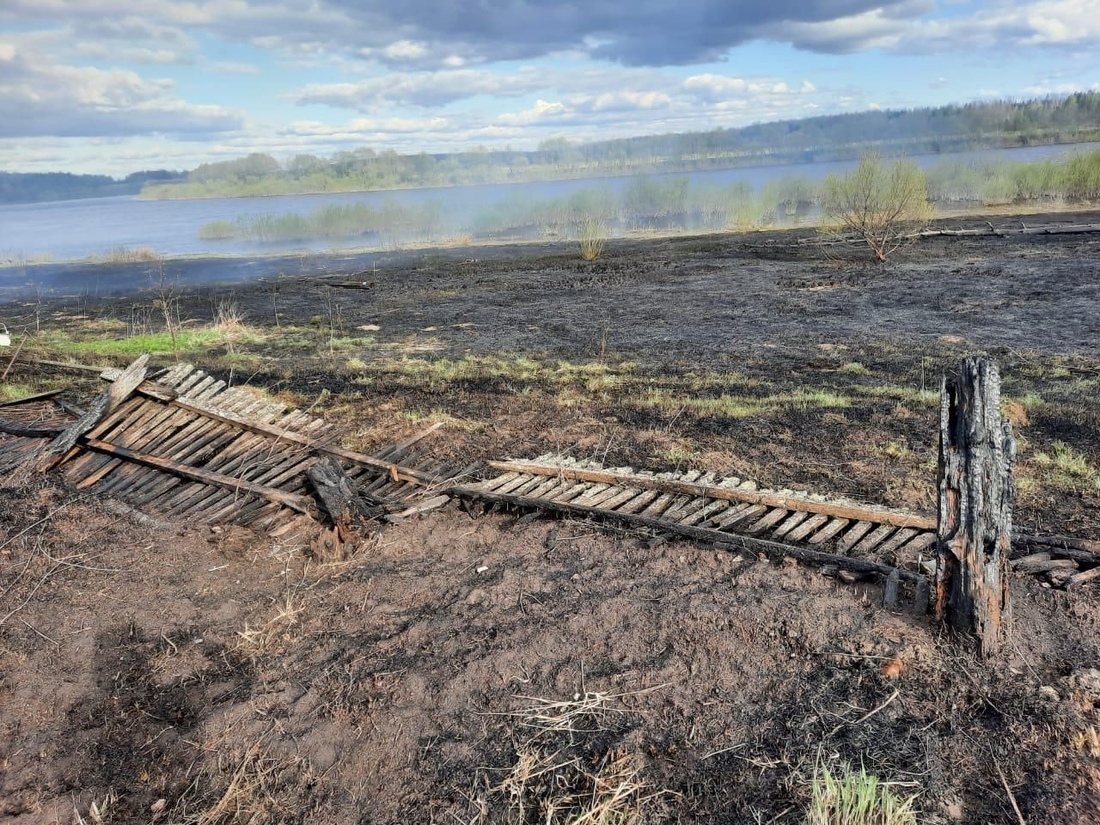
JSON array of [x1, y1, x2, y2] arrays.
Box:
[[2, 213, 1100, 824]]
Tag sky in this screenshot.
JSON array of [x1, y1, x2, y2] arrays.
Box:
[[1, 0, 1098, 177]]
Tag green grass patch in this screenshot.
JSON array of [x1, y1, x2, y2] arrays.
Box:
[[1032, 440, 1100, 490], [62, 329, 224, 357], [804, 762, 917, 825]]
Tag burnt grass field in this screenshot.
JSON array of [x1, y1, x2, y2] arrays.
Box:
[[2, 211, 1100, 823]]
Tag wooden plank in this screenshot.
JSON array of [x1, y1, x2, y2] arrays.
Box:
[[639, 492, 679, 519], [475, 472, 521, 493], [37, 355, 150, 470], [140, 390, 440, 484], [80, 437, 315, 514], [771, 511, 810, 540], [852, 524, 898, 556], [485, 459, 936, 530], [837, 520, 876, 554], [896, 531, 937, 557], [680, 499, 730, 527], [783, 512, 829, 542], [459, 485, 926, 587], [0, 389, 64, 407], [876, 527, 920, 558], [744, 508, 789, 536], [572, 485, 625, 509], [713, 503, 767, 531], [665, 495, 709, 524], [806, 517, 851, 545], [1067, 566, 1100, 587], [0, 419, 62, 438], [615, 489, 661, 514]]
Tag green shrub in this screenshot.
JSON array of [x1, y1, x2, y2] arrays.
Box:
[[822, 153, 933, 261]]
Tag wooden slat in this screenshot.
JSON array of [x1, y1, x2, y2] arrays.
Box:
[[807, 518, 851, 545], [784, 513, 830, 542], [38, 355, 149, 470], [615, 489, 661, 514], [714, 503, 767, 531], [852, 524, 897, 555], [462, 484, 926, 587], [876, 527, 919, 557], [484, 460, 935, 530], [837, 521, 875, 554], [680, 499, 730, 527], [744, 507, 789, 536], [81, 437, 314, 514], [142, 389, 439, 484], [772, 511, 811, 540]]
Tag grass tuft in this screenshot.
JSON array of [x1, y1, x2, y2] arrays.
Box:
[[804, 761, 918, 825]]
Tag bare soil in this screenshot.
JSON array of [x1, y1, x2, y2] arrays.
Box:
[[2, 213, 1100, 824]]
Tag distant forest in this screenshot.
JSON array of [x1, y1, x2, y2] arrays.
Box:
[[142, 92, 1100, 199], [4, 92, 1099, 204], [0, 170, 183, 205]]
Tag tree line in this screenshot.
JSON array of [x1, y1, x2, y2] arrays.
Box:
[[0, 170, 183, 205], [143, 92, 1100, 200]]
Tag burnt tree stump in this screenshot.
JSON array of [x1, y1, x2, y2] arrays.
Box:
[[935, 357, 1016, 657]]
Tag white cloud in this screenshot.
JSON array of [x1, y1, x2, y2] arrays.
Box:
[[292, 68, 546, 109], [0, 42, 243, 138]]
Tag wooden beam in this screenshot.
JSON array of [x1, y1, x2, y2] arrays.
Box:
[[484, 460, 936, 530], [81, 437, 315, 515]]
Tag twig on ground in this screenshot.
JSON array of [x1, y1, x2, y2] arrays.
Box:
[[993, 756, 1027, 825]]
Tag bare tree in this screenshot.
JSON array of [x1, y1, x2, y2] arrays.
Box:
[[822, 153, 934, 261]]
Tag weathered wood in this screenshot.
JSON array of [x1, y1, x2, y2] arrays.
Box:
[[1067, 566, 1100, 587], [1013, 534, 1100, 566], [486, 460, 936, 530], [453, 484, 927, 590], [0, 419, 62, 438], [935, 357, 1015, 658], [0, 389, 64, 407], [142, 388, 440, 484], [1014, 558, 1077, 575], [307, 457, 389, 525], [883, 568, 901, 609], [81, 436, 316, 515], [37, 355, 149, 470]]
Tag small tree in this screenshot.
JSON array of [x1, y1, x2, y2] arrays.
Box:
[[822, 153, 933, 261]]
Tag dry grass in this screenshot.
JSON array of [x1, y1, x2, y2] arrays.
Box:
[[471, 687, 668, 825], [579, 219, 608, 262], [235, 590, 305, 656]]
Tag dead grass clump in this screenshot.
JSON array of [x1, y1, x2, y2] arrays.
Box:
[[472, 687, 668, 824], [171, 726, 307, 825], [235, 591, 305, 657], [104, 245, 161, 263]]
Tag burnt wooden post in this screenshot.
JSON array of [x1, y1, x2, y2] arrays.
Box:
[[935, 357, 1015, 657]]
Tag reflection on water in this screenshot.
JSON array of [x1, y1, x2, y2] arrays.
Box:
[[0, 142, 1096, 264]]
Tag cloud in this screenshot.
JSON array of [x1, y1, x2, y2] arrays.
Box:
[[293, 68, 547, 109], [777, 0, 1100, 54], [5, 1, 1098, 72], [0, 43, 243, 138]]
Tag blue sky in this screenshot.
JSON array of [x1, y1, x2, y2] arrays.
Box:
[[1, 1, 1098, 176]]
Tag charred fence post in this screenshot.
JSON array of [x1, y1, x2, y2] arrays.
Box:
[[935, 357, 1016, 657]]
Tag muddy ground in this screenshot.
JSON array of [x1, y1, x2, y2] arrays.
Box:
[[2, 213, 1100, 824]]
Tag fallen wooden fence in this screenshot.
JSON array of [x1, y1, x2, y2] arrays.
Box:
[[0, 360, 465, 537]]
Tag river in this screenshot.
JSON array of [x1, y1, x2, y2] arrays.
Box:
[[1, 141, 1096, 265]]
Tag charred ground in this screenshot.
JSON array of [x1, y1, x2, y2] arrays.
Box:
[[1, 213, 1100, 823]]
